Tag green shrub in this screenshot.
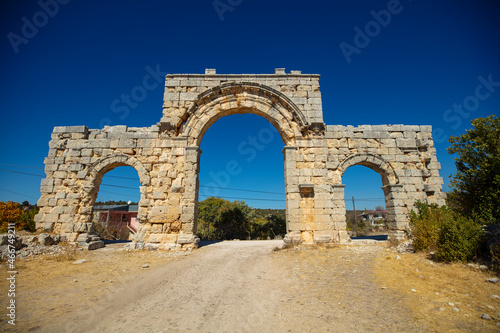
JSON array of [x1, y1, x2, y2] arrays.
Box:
[[410, 201, 483, 263], [434, 214, 483, 263], [19, 207, 38, 232], [410, 201, 443, 251]]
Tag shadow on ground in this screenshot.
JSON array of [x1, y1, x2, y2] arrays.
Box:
[[351, 234, 388, 241], [198, 240, 224, 248]]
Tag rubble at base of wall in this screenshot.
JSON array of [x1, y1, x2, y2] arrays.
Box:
[[0, 233, 81, 259], [395, 239, 415, 253]]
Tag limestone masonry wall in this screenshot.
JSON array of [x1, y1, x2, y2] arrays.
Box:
[[35, 69, 446, 249]]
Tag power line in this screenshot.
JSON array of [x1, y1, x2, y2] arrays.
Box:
[[0, 167, 385, 202], [0, 165, 141, 181], [199, 185, 283, 195], [99, 190, 140, 197], [198, 194, 283, 202], [0, 169, 285, 195], [107, 175, 140, 180], [99, 184, 139, 190], [0, 163, 43, 170], [0, 187, 39, 200], [0, 169, 44, 177]]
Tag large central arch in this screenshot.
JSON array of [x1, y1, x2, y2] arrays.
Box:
[[180, 83, 309, 146], [177, 82, 310, 238]]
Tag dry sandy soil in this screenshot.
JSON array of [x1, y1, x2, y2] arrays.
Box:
[[1, 240, 499, 332]]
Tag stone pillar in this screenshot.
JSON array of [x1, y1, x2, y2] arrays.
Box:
[[298, 183, 315, 243], [283, 146, 301, 244], [178, 146, 201, 247], [383, 184, 408, 241], [331, 184, 350, 242]]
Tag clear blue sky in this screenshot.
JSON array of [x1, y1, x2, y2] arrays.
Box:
[[1, 0, 499, 210]]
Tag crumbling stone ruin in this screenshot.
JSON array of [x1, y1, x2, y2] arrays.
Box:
[[35, 68, 446, 249]]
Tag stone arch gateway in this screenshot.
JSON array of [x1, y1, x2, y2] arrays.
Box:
[[35, 68, 446, 249]]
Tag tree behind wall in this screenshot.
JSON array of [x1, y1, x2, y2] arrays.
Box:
[[197, 197, 286, 240], [447, 115, 500, 223]]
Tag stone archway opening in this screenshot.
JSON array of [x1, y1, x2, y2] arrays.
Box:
[[76, 154, 151, 245], [195, 113, 287, 241], [335, 153, 408, 240], [342, 165, 388, 238], [92, 166, 141, 241]]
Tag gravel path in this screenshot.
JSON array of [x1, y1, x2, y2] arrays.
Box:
[[52, 240, 422, 332]]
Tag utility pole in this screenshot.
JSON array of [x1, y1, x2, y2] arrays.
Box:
[[352, 196, 358, 237]]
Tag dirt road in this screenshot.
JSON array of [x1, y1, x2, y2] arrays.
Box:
[[34, 240, 421, 333]]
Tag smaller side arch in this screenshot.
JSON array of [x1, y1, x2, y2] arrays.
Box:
[[78, 154, 151, 220], [85, 154, 151, 191], [337, 153, 398, 186]]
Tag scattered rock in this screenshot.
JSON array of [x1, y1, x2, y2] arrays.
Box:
[[37, 233, 54, 246], [466, 263, 487, 270], [0, 234, 23, 250], [453, 308, 460, 312], [396, 240, 414, 253], [448, 302, 455, 306], [74, 279, 78, 283], [486, 278, 500, 284], [80, 240, 105, 251], [395, 255, 401, 260], [411, 289, 416, 292], [439, 308, 445, 311], [142, 263, 149, 268], [0, 234, 76, 260], [72, 259, 89, 265], [491, 295, 500, 299], [481, 313, 492, 320], [381, 287, 387, 290]]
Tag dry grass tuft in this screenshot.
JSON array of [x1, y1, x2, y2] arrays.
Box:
[[375, 247, 500, 332]]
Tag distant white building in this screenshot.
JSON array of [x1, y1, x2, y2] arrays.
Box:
[[359, 210, 386, 226]]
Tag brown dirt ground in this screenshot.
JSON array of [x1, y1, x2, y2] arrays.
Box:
[[0, 240, 499, 332]]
